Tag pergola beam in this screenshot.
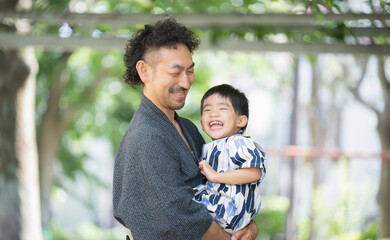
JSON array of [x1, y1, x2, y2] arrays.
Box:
[[1, 33, 389, 55], [1, 12, 389, 54], [1, 11, 390, 28]]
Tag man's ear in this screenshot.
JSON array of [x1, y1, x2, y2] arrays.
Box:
[[136, 60, 150, 83], [237, 115, 248, 128]]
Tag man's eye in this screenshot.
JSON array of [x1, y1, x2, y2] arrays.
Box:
[[171, 72, 180, 77], [187, 70, 194, 75]]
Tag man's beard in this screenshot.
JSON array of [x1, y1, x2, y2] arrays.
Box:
[[168, 87, 188, 110]]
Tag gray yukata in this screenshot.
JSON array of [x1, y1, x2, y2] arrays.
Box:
[[113, 95, 213, 240]]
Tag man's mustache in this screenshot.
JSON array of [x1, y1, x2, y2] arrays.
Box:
[[169, 87, 187, 93]]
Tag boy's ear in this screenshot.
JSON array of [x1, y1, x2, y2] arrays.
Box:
[[237, 115, 248, 128], [136, 60, 150, 83]]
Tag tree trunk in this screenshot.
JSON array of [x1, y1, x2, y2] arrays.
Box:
[[38, 69, 72, 227], [285, 55, 300, 240], [348, 56, 390, 238], [377, 128, 390, 238], [307, 56, 342, 240], [0, 47, 42, 240], [0, 0, 42, 239], [307, 56, 322, 240], [376, 56, 390, 238], [38, 55, 106, 227]]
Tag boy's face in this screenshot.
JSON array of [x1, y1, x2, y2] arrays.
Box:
[[200, 94, 247, 141]]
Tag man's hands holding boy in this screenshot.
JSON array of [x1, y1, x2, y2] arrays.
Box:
[[198, 161, 259, 240], [232, 220, 258, 240]]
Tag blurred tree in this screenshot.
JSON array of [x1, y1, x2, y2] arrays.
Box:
[[345, 56, 390, 238], [286, 55, 300, 240], [306, 55, 345, 240], [0, 0, 43, 240], [35, 49, 129, 229], [37, 51, 72, 228], [375, 57, 390, 238], [36, 50, 105, 227]]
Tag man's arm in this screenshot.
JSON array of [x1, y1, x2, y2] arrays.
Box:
[[199, 160, 261, 184], [114, 129, 213, 239], [202, 221, 231, 240]]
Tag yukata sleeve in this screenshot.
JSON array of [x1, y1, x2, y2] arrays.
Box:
[[138, 132, 212, 239], [228, 137, 266, 172]]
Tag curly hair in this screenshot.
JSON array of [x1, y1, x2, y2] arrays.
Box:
[[123, 17, 200, 87]]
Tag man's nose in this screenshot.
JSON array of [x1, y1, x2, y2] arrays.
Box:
[[178, 74, 191, 89]]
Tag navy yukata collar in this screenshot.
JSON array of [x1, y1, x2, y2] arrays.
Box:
[[141, 94, 197, 160], [236, 130, 244, 135], [230, 130, 244, 138], [141, 94, 174, 122], [141, 94, 181, 120]]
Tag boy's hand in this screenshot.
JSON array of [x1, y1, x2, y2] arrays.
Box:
[[199, 160, 218, 182]]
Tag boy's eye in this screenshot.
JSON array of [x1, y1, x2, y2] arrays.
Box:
[[203, 109, 211, 112]]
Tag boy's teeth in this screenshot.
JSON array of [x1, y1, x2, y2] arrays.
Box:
[[210, 121, 222, 126]]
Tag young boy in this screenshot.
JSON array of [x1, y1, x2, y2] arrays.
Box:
[[193, 84, 267, 234]]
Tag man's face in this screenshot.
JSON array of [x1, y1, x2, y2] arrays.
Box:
[[142, 44, 195, 116]]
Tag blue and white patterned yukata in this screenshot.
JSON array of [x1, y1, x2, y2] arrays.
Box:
[[193, 131, 266, 234]]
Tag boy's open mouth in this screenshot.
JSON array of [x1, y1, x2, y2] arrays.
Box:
[[209, 121, 223, 130]]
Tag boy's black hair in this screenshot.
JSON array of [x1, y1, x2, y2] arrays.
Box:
[[123, 17, 200, 87], [201, 84, 249, 132]]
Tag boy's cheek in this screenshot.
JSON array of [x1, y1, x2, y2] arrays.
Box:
[[200, 119, 206, 131]]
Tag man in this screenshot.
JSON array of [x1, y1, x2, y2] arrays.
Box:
[[113, 17, 258, 240]]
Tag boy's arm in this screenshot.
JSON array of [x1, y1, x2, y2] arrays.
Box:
[[199, 160, 261, 184]]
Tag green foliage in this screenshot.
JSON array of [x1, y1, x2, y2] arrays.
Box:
[[296, 216, 310, 240], [50, 221, 128, 240], [34, 0, 69, 11], [325, 221, 378, 240], [36, 48, 139, 183], [254, 197, 289, 240], [325, 158, 370, 237], [358, 221, 377, 240], [293, 157, 379, 240], [57, 139, 87, 181]]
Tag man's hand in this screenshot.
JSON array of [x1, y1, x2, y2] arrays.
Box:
[[231, 220, 258, 240], [202, 221, 231, 240]]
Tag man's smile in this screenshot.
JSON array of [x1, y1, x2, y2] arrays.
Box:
[[170, 87, 187, 100]]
